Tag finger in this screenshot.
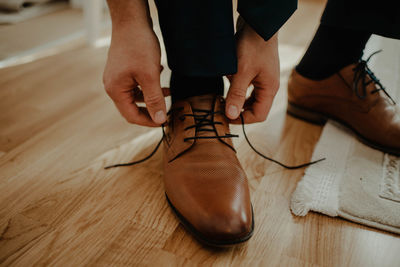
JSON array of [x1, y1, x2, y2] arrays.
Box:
[[242, 85, 276, 124], [226, 72, 253, 120], [138, 71, 167, 124], [242, 89, 256, 110], [228, 80, 277, 125], [112, 92, 159, 127], [227, 90, 255, 123], [132, 86, 171, 102]]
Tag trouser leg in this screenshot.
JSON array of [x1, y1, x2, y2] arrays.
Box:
[[154, 0, 235, 101], [154, 0, 237, 77], [320, 0, 400, 39], [154, 0, 299, 100], [296, 24, 371, 80], [295, 0, 399, 80]]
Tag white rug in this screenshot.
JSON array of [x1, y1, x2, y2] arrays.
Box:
[[290, 35, 400, 234]]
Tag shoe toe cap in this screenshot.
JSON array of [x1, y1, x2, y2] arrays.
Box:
[[194, 203, 253, 244], [211, 215, 253, 243]]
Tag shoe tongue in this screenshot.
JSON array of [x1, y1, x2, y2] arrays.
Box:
[[186, 94, 216, 111], [186, 94, 218, 137]]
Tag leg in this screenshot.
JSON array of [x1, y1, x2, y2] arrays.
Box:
[[296, 25, 371, 80], [154, 0, 296, 246], [296, 0, 399, 80], [154, 0, 235, 101], [153, 0, 254, 246], [320, 0, 400, 39], [154, 0, 298, 102]]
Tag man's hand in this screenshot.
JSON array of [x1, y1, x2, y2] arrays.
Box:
[[103, 0, 168, 127], [225, 20, 280, 124]]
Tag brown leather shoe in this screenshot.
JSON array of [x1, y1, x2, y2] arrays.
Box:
[[163, 94, 253, 246], [287, 61, 400, 155]]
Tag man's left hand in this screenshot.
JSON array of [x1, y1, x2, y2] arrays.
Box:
[[225, 21, 280, 124]]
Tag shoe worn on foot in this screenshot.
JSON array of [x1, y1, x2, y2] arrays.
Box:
[[287, 59, 400, 155], [163, 94, 253, 246], [105, 94, 325, 245]]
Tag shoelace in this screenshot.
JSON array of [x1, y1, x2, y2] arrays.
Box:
[[353, 50, 396, 105], [105, 108, 325, 170], [180, 108, 239, 141]]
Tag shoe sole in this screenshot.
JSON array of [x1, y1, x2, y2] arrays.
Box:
[[165, 194, 254, 247], [287, 102, 400, 156]]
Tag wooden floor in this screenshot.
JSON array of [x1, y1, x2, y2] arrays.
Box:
[[0, 8, 84, 60], [1, 0, 399, 266]]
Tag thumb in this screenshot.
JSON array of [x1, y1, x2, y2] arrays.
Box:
[[225, 73, 252, 120], [140, 73, 167, 124]]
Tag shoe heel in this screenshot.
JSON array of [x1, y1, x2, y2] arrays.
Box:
[[287, 102, 327, 125]]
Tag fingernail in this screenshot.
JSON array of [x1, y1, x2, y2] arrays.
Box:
[[228, 105, 239, 118], [154, 110, 166, 124]]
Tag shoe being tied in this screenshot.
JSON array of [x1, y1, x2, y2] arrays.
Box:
[[288, 53, 400, 156], [162, 94, 253, 246], [105, 94, 324, 246]]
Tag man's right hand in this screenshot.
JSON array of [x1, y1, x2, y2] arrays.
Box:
[[103, 0, 168, 127]]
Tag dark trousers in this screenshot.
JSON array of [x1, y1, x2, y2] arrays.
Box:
[[154, 0, 296, 77], [154, 0, 399, 77], [321, 0, 400, 39]]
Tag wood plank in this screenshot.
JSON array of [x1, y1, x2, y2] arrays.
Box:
[[1, 0, 399, 266]]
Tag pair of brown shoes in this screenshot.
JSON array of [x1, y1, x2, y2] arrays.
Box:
[[107, 59, 400, 247], [161, 59, 400, 246]]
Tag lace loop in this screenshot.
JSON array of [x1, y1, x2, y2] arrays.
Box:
[[239, 114, 325, 169], [104, 109, 325, 170]]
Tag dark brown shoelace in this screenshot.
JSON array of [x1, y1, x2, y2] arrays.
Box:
[[353, 50, 396, 104], [104, 108, 325, 170], [181, 108, 239, 141]]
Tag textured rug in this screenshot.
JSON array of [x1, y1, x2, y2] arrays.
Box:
[[290, 35, 400, 234]]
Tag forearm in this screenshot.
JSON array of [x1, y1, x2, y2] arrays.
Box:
[[104, 0, 164, 126], [106, 0, 152, 31]]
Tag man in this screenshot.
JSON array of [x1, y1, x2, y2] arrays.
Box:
[[103, 0, 400, 246], [103, 0, 296, 246]]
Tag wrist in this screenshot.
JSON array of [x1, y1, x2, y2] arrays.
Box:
[[111, 21, 153, 41], [236, 16, 278, 44], [107, 0, 152, 32]]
